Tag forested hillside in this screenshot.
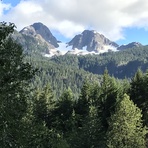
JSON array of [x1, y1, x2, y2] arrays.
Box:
[[26, 45, 148, 98], [50, 46, 148, 78], [27, 54, 101, 98], [1, 22, 148, 147]]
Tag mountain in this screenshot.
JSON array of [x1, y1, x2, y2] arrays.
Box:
[[12, 22, 144, 57], [66, 30, 119, 53], [117, 42, 143, 50], [20, 22, 59, 48], [13, 22, 61, 57]]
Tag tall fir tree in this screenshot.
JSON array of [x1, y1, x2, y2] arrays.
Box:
[[99, 69, 120, 131], [74, 79, 92, 121], [50, 88, 74, 133], [24, 84, 59, 147], [0, 22, 35, 147], [130, 69, 148, 127], [107, 94, 147, 148]]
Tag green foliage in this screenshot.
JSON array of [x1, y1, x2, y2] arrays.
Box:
[[107, 94, 147, 148], [33, 84, 55, 123], [99, 70, 122, 131], [23, 44, 148, 100], [75, 80, 92, 118], [77, 46, 148, 78], [1, 22, 148, 147], [49, 88, 74, 133], [0, 22, 35, 147], [28, 54, 101, 99], [25, 45, 148, 100], [130, 69, 148, 126]]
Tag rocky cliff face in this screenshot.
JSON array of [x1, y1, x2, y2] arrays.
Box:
[[67, 30, 119, 53]]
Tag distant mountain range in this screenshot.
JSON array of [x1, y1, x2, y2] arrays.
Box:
[[12, 22, 144, 57]]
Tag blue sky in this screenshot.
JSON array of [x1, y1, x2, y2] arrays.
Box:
[[1, 0, 148, 45], [117, 27, 148, 45], [3, 0, 20, 7]]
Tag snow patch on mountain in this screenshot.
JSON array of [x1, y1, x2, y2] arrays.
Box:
[[42, 48, 61, 57], [66, 48, 99, 55], [100, 45, 118, 53], [56, 43, 118, 56]]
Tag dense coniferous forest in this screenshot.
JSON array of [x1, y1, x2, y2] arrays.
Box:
[[1, 22, 148, 147], [28, 44, 148, 98]]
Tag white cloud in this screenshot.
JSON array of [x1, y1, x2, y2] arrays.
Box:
[[55, 20, 85, 38], [0, 1, 11, 18], [1, 0, 148, 41]]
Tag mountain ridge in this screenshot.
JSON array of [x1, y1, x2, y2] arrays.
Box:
[[12, 22, 144, 57]]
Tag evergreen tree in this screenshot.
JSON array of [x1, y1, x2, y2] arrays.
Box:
[[68, 80, 94, 147], [0, 22, 35, 147], [28, 84, 71, 147], [130, 68, 144, 108], [107, 94, 147, 148], [51, 88, 74, 133], [79, 105, 105, 148], [130, 69, 148, 126], [33, 84, 55, 123], [74, 80, 92, 122], [99, 69, 120, 131]]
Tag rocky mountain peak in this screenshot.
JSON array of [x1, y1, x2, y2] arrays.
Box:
[[20, 22, 59, 48], [67, 30, 119, 53], [31, 22, 59, 47], [15, 23, 61, 57], [118, 42, 143, 50]]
